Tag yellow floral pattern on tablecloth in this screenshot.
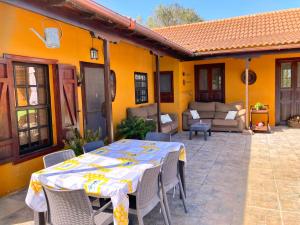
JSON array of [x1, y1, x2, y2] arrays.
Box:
[[179, 147, 186, 162], [113, 204, 128, 225], [141, 144, 159, 154], [92, 147, 109, 155], [83, 173, 109, 196], [29, 180, 42, 194], [120, 179, 133, 193], [118, 158, 138, 167], [89, 163, 112, 172], [53, 159, 80, 171]]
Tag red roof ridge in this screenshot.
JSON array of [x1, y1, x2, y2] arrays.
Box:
[[153, 7, 300, 31]]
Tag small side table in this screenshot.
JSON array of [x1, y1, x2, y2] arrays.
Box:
[[189, 122, 212, 140], [250, 105, 271, 133]]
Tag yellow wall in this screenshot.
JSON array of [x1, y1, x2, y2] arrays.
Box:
[[0, 2, 157, 196]]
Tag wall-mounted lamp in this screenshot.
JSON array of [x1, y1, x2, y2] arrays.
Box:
[[90, 32, 98, 60], [90, 47, 98, 60]]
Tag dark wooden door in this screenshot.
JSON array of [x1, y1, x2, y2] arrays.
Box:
[[276, 59, 300, 124], [195, 63, 225, 102], [81, 63, 107, 138]]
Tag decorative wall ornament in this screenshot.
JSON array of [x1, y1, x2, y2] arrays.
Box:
[[110, 70, 116, 102], [30, 18, 62, 48], [241, 70, 257, 85]]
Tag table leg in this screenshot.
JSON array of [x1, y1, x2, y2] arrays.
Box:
[[209, 129, 211, 136], [189, 130, 192, 140], [179, 161, 186, 198], [204, 131, 207, 141], [34, 211, 46, 225], [195, 131, 198, 136]]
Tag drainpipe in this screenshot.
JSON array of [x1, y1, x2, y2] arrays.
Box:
[[245, 58, 251, 129]]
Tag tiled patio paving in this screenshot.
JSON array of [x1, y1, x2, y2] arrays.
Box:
[[1, 126, 300, 225]]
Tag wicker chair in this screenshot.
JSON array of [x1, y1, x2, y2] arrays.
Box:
[[161, 151, 188, 224], [42, 185, 113, 225], [145, 132, 171, 142], [83, 140, 105, 153], [43, 149, 75, 168], [129, 164, 169, 225]]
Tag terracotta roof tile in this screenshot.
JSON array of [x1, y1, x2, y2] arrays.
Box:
[[153, 8, 300, 55]]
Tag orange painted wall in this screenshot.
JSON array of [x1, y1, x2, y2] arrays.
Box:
[[0, 2, 157, 196]]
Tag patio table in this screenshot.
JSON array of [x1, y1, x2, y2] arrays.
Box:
[[25, 139, 186, 225]]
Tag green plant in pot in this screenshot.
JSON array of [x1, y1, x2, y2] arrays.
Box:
[[63, 128, 101, 156], [254, 102, 265, 110], [116, 117, 156, 140]]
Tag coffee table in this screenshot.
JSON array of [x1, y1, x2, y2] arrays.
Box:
[[189, 122, 211, 140]]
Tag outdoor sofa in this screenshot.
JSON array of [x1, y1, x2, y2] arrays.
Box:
[[127, 103, 178, 134], [182, 101, 246, 132]]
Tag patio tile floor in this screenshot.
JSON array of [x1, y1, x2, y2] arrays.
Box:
[[1, 126, 300, 225]]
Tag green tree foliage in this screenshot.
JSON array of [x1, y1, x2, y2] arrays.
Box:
[[147, 3, 203, 28]]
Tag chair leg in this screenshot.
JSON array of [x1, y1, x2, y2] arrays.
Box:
[[159, 191, 170, 225], [178, 177, 188, 213], [162, 187, 172, 225]]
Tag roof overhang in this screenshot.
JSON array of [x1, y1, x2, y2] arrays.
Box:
[[3, 0, 193, 59], [184, 43, 300, 60]]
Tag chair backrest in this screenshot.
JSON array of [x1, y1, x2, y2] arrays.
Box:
[[145, 132, 171, 142], [161, 151, 180, 186], [83, 140, 104, 153], [136, 164, 161, 210], [43, 149, 75, 168], [43, 185, 93, 225]]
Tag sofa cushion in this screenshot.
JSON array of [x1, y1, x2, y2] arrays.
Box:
[[215, 102, 235, 112], [214, 112, 227, 119], [225, 111, 238, 120], [189, 102, 215, 112], [170, 121, 178, 130], [231, 102, 244, 111], [190, 110, 200, 119], [161, 114, 172, 124], [199, 111, 215, 119], [216, 102, 244, 112], [147, 103, 157, 117], [212, 119, 238, 127], [161, 123, 172, 133], [127, 107, 148, 119]]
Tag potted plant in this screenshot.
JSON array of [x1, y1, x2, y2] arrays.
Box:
[[116, 117, 156, 140], [254, 102, 265, 110], [63, 128, 101, 156]]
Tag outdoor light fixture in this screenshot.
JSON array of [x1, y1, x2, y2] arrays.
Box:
[[90, 47, 98, 60], [90, 33, 98, 60]]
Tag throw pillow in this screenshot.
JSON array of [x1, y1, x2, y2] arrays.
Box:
[[225, 111, 237, 120], [190, 110, 200, 119], [161, 114, 172, 124]]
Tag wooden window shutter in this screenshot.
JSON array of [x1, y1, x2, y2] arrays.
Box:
[[55, 64, 79, 141], [0, 59, 18, 163]]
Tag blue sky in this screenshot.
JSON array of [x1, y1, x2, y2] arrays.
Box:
[[96, 0, 300, 22]]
